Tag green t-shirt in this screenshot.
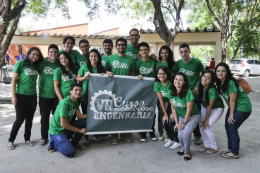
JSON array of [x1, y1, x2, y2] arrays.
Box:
[[172, 59, 205, 89], [13, 60, 38, 95], [76, 54, 88, 67], [49, 96, 80, 135], [156, 61, 168, 70], [101, 54, 109, 67], [154, 81, 171, 103], [59, 49, 81, 65], [36, 58, 60, 98], [201, 87, 224, 108], [78, 65, 97, 96], [105, 54, 135, 76], [53, 67, 76, 98], [167, 90, 201, 118], [221, 80, 252, 112], [135, 58, 156, 77], [125, 43, 141, 60]]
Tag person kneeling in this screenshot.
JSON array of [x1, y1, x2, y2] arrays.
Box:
[[48, 83, 87, 158]]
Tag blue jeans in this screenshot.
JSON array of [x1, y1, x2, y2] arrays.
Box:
[[225, 108, 251, 155], [49, 119, 86, 157]]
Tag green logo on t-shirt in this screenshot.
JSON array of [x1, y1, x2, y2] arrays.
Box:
[[44, 67, 54, 74], [112, 60, 129, 69], [24, 68, 38, 75], [172, 99, 186, 108], [80, 62, 86, 67], [140, 67, 154, 74], [62, 74, 76, 81], [69, 109, 76, 116], [102, 61, 106, 67], [126, 52, 140, 60], [179, 68, 195, 76]]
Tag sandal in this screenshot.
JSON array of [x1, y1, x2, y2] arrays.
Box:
[[93, 136, 100, 143], [222, 153, 240, 159], [47, 145, 56, 153], [84, 138, 89, 145], [74, 145, 84, 150], [7, 142, 15, 150], [39, 139, 47, 146], [177, 149, 184, 155], [184, 153, 192, 161], [25, 140, 35, 146]]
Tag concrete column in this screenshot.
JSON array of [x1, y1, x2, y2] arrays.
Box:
[[214, 41, 222, 65]]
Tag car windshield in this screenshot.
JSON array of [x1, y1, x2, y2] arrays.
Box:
[[230, 60, 242, 64]]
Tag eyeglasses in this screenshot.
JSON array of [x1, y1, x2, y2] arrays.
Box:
[[80, 45, 89, 48], [158, 73, 166, 76], [31, 53, 39, 57], [130, 34, 139, 37], [66, 42, 75, 45]]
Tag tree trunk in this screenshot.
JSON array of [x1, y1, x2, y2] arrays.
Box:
[[232, 44, 240, 60], [0, 13, 21, 67], [18, 45, 23, 55]]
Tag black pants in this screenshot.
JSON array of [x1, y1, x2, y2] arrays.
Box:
[[140, 114, 156, 136], [193, 96, 201, 137], [163, 103, 179, 142], [80, 95, 88, 114], [39, 97, 59, 140], [9, 94, 37, 142]]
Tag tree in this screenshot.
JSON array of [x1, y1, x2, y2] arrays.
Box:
[[187, 0, 260, 62], [0, 0, 70, 67]]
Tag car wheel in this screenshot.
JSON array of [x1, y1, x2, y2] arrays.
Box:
[[243, 70, 250, 77]]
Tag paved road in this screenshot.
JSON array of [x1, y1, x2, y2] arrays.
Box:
[[0, 72, 260, 173]]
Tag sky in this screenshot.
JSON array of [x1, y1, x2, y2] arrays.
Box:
[[19, 0, 188, 35]]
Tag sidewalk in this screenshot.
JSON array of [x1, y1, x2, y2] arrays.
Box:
[[0, 76, 260, 173]]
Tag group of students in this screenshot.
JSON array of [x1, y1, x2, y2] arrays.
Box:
[[7, 28, 252, 161]]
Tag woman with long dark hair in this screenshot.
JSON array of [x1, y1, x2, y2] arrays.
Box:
[[53, 51, 78, 101], [36, 44, 60, 146], [168, 72, 201, 161], [154, 66, 181, 149], [156, 45, 175, 71], [155, 46, 175, 141], [215, 63, 252, 159], [197, 70, 224, 154], [76, 49, 106, 144], [8, 47, 43, 150]]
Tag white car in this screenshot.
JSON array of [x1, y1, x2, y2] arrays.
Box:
[[229, 59, 260, 77]]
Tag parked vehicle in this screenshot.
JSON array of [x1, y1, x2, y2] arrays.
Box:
[[229, 59, 260, 77]]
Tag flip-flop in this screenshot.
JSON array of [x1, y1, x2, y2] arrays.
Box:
[[7, 142, 15, 150], [39, 139, 47, 146], [222, 153, 240, 159], [25, 140, 35, 146], [47, 145, 56, 153]]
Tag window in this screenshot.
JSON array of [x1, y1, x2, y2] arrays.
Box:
[[254, 60, 260, 65], [230, 60, 242, 64], [247, 60, 254, 64]]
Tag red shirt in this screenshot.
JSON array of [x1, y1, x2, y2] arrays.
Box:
[[210, 60, 215, 69]]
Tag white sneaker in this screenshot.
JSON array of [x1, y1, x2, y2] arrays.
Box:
[[170, 142, 182, 150], [164, 140, 174, 148]]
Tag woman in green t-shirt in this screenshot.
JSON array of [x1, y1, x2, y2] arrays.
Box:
[[154, 66, 180, 149], [8, 47, 43, 150], [215, 63, 252, 159], [36, 44, 60, 146], [155, 45, 175, 72], [168, 72, 201, 161], [76, 49, 106, 144], [53, 51, 78, 101], [197, 70, 224, 154]]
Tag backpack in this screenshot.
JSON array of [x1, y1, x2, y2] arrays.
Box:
[[237, 78, 252, 94]]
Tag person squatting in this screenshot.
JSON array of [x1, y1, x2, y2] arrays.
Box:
[[7, 28, 252, 161]]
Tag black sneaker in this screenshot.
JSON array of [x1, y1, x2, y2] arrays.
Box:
[[194, 136, 202, 145], [140, 134, 146, 142], [150, 133, 158, 141]]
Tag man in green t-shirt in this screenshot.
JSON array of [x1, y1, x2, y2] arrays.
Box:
[[105, 37, 135, 76], [48, 83, 87, 158], [105, 37, 135, 145], [77, 39, 90, 67], [172, 43, 206, 145], [125, 28, 141, 60], [59, 36, 81, 67], [101, 39, 113, 67]]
